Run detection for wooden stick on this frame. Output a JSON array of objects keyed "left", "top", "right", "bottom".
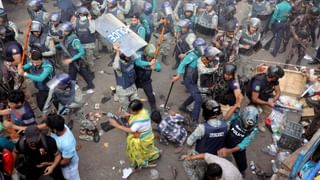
[{"left": 21, "top": 20, "right": 32, "bottom": 65}]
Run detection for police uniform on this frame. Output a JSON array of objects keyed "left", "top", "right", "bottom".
[
  {"left": 239, "top": 26, "right": 261, "bottom": 56},
  {"left": 56, "top": 0, "right": 76, "bottom": 23},
  {"left": 113, "top": 54, "right": 139, "bottom": 111},
  {"left": 103, "top": 3, "right": 125, "bottom": 22},
  {"left": 29, "top": 32, "right": 56, "bottom": 61},
  {"left": 213, "top": 31, "right": 241, "bottom": 62},
  {"left": 61, "top": 33, "right": 95, "bottom": 90},
  {"left": 27, "top": 9, "right": 49, "bottom": 33},
  {"left": 196, "top": 9, "right": 218, "bottom": 36},
  {"left": 197, "top": 57, "right": 217, "bottom": 100},
  {"left": 285, "top": 14, "right": 312, "bottom": 67},
  {"left": 224, "top": 113, "right": 258, "bottom": 173},
  {"left": 184, "top": 118, "right": 228, "bottom": 180},
  {"left": 250, "top": 0, "right": 273, "bottom": 34},
  {"left": 174, "top": 30, "right": 196, "bottom": 68},
  {"left": 247, "top": 73, "right": 278, "bottom": 128},
  {"left": 75, "top": 17, "right": 97, "bottom": 67},
  {"left": 23, "top": 59, "right": 54, "bottom": 110},
  {"left": 129, "top": 22, "right": 146, "bottom": 40},
  {"left": 134, "top": 53, "right": 161, "bottom": 110},
  {"left": 140, "top": 13, "right": 154, "bottom": 42},
  {"left": 177, "top": 50, "right": 202, "bottom": 122}
]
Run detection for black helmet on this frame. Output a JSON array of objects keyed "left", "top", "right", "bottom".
[
  {"left": 224, "top": 6, "right": 236, "bottom": 17},
  {"left": 267, "top": 65, "right": 284, "bottom": 79},
  {"left": 0, "top": 8, "right": 8, "bottom": 23},
  {"left": 202, "top": 99, "right": 221, "bottom": 120},
  {"left": 223, "top": 63, "right": 237, "bottom": 76},
  {"left": 0, "top": 26, "right": 15, "bottom": 40},
  {"left": 225, "top": 20, "right": 237, "bottom": 32},
  {"left": 309, "top": 7, "right": 320, "bottom": 17}
]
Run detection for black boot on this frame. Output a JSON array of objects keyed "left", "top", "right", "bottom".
[
  {"left": 308, "top": 59, "right": 320, "bottom": 65},
  {"left": 279, "top": 43, "right": 287, "bottom": 54}
]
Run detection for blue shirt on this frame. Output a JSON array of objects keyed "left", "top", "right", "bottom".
[
  {"left": 269, "top": 1, "right": 292, "bottom": 25},
  {"left": 51, "top": 125, "right": 79, "bottom": 167},
  {"left": 177, "top": 50, "right": 200, "bottom": 75},
  {"left": 23, "top": 60, "right": 54, "bottom": 82}
]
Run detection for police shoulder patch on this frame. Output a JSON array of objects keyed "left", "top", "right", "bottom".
[
  {"left": 12, "top": 49, "right": 17, "bottom": 54},
  {"left": 254, "top": 85, "right": 260, "bottom": 91}
]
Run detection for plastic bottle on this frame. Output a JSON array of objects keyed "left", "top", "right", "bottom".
[
  {"left": 150, "top": 169, "right": 159, "bottom": 179},
  {"left": 271, "top": 160, "right": 278, "bottom": 173}
]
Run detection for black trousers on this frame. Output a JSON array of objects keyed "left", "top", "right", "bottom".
[
  {"left": 36, "top": 90, "right": 49, "bottom": 111},
  {"left": 232, "top": 150, "right": 247, "bottom": 173},
  {"left": 19, "top": 164, "right": 65, "bottom": 180},
  {"left": 68, "top": 60, "right": 94, "bottom": 89},
  {"left": 138, "top": 82, "right": 156, "bottom": 110}
]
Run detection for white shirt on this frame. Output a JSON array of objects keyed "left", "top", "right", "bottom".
[{"left": 204, "top": 153, "right": 243, "bottom": 180}]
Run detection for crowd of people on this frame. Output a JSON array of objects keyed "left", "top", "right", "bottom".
[{"left": 0, "top": 0, "right": 318, "bottom": 179}]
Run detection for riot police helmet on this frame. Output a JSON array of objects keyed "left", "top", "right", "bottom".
[
  {"left": 266, "top": 65, "right": 285, "bottom": 79},
  {"left": 204, "top": 46, "right": 221, "bottom": 59},
  {"left": 77, "top": 6, "right": 90, "bottom": 16},
  {"left": 177, "top": 19, "right": 192, "bottom": 29},
  {"left": 0, "top": 26, "right": 15, "bottom": 41},
  {"left": 248, "top": 17, "right": 261, "bottom": 30},
  {"left": 144, "top": 44, "right": 156, "bottom": 58},
  {"left": 107, "top": 0, "right": 117, "bottom": 6},
  {"left": 128, "top": 99, "right": 143, "bottom": 112},
  {"left": 162, "top": 1, "right": 173, "bottom": 15},
  {"left": 240, "top": 105, "right": 259, "bottom": 130},
  {"left": 60, "top": 22, "right": 74, "bottom": 33},
  {"left": 204, "top": 0, "right": 216, "bottom": 6},
  {"left": 31, "top": 21, "right": 42, "bottom": 32},
  {"left": 225, "top": 20, "right": 237, "bottom": 32},
  {"left": 223, "top": 63, "right": 237, "bottom": 76},
  {"left": 56, "top": 73, "right": 72, "bottom": 87},
  {"left": 28, "top": 0, "right": 42, "bottom": 9},
  {"left": 0, "top": 8, "right": 8, "bottom": 23},
  {"left": 192, "top": 37, "right": 207, "bottom": 55},
  {"left": 49, "top": 12, "right": 61, "bottom": 23},
  {"left": 224, "top": 6, "right": 236, "bottom": 16},
  {"left": 144, "top": 2, "right": 153, "bottom": 15},
  {"left": 202, "top": 99, "right": 221, "bottom": 119},
  {"left": 184, "top": 3, "right": 194, "bottom": 12}
]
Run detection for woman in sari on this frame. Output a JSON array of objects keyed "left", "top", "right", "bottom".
[{"left": 109, "top": 99, "right": 160, "bottom": 168}]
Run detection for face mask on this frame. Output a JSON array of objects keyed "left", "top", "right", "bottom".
[{"left": 80, "top": 16, "right": 87, "bottom": 22}]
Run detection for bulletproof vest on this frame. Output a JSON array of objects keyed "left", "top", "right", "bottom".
[
  {"left": 129, "top": 23, "right": 143, "bottom": 36},
  {"left": 29, "top": 33, "right": 49, "bottom": 53},
  {"left": 195, "top": 120, "right": 228, "bottom": 154},
  {"left": 156, "top": 15, "right": 173, "bottom": 34},
  {"left": 75, "top": 19, "right": 96, "bottom": 44},
  {"left": 247, "top": 73, "right": 276, "bottom": 101},
  {"left": 239, "top": 28, "right": 260, "bottom": 55},
  {"left": 115, "top": 60, "right": 136, "bottom": 89},
  {"left": 63, "top": 33, "right": 79, "bottom": 57},
  {"left": 10, "top": 102, "right": 36, "bottom": 126},
  {"left": 252, "top": 1, "right": 268, "bottom": 17},
  {"left": 134, "top": 55, "right": 152, "bottom": 87},
  {"left": 48, "top": 24, "right": 61, "bottom": 39},
  {"left": 4, "top": 40, "right": 23, "bottom": 61},
  {"left": 295, "top": 16, "right": 311, "bottom": 39},
  {"left": 177, "top": 32, "right": 191, "bottom": 54},
  {"left": 31, "top": 10, "right": 44, "bottom": 24},
  {"left": 214, "top": 78, "right": 236, "bottom": 106},
  {"left": 197, "top": 11, "right": 216, "bottom": 29},
  {"left": 183, "top": 51, "right": 199, "bottom": 83},
  {"left": 54, "top": 81, "right": 76, "bottom": 106},
  {"left": 30, "top": 60, "right": 53, "bottom": 91},
  {"left": 106, "top": 7, "right": 121, "bottom": 18},
  {"left": 225, "top": 118, "right": 252, "bottom": 148}
]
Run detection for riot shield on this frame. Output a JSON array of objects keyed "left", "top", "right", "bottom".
[{"left": 95, "top": 13, "right": 147, "bottom": 57}]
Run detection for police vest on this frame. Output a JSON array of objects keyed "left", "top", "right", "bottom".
[
  {"left": 177, "top": 32, "right": 192, "bottom": 54},
  {"left": 10, "top": 102, "right": 36, "bottom": 126},
  {"left": 246, "top": 73, "right": 277, "bottom": 101},
  {"left": 215, "top": 78, "right": 237, "bottom": 106},
  {"left": 141, "top": 14, "right": 153, "bottom": 36},
  {"left": 30, "top": 60, "right": 54, "bottom": 91},
  {"left": 29, "top": 33, "right": 49, "bottom": 53},
  {"left": 183, "top": 51, "right": 199, "bottom": 83},
  {"left": 197, "top": 11, "right": 216, "bottom": 29},
  {"left": 252, "top": 1, "right": 269, "bottom": 18},
  {"left": 115, "top": 60, "right": 136, "bottom": 89},
  {"left": 195, "top": 120, "right": 228, "bottom": 155},
  {"left": 75, "top": 19, "right": 96, "bottom": 44},
  {"left": 31, "top": 10, "right": 48, "bottom": 33},
  {"left": 48, "top": 24, "right": 62, "bottom": 39},
  {"left": 225, "top": 118, "right": 252, "bottom": 148},
  {"left": 63, "top": 33, "right": 79, "bottom": 58},
  {"left": 130, "top": 24, "right": 143, "bottom": 36},
  {"left": 134, "top": 55, "right": 152, "bottom": 87}
]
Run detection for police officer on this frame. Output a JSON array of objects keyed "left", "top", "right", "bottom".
[
  {"left": 269, "top": 0, "right": 292, "bottom": 57},
  {"left": 56, "top": 0, "right": 77, "bottom": 22},
  {"left": 129, "top": 13, "right": 146, "bottom": 40},
  {"left": 0, "top": 8, "right": 19, "bottom": 40},
  {"left": 153, "top": 1, "right": 175, "bottom": 65},
  {"left": 48, "top": 12, "right": 62, "bottom": 44},
  {"left": 218, "top": 105, "right": 260, "bottom": 174},
  {"left": 196, "top": 0, "right": 218, "bottom": 36},
  {"left": 102, "top": 0, "right": 125, "bottom": 22},
  {"left": 213, "top": 20, "right": 240, "bottom": 63},
  {"left": 59, "top": 21, "right": 95, "bottom": 94},
  {"left": 173, "top": 18, "right": 196, "bottom": 70},
  {"left": 140, "top": 2, "right": 154, "bottom": 42},
  {"left": 239, "top": 17, "right": 261, "bottom": 56},
  {"left": 43, "top": 73, "right": 97, "bottom": 141},
  {"left": 197, "top": 46, "right": 221, "bottom": 100},
  {"left": 215, "top": 64, "right": 243, "bottom": 107},
  {"left": 112, "top": 44, "right": 139, "bottom": 111},
  {"left": 134, "top": 44, "right": 161, "bottom": 110},
  {"left": 27, "top": 0, "right": 49, "bottom": 33},
  {"left": 29, "top": 21, "right": 56, "bottom": 63},
  {"left": 285, "top": 9, "right": 313, "bottom": 69},
  {"left": 246, "top": 65, "right": 284, "bottom": 132},
  {"left": 74, "top": 7, "right": 98, "bottom": 68},
  {"left": 218, "top": 5, "right": 238, "bottom": 31},
  {"left": 249, "top": 0, "right": 273, "bottom": 35},
  {"left": 174, "top": 1, "right": 197, "bottom": 26},
  {"left": 18, "top": 48, "right": 54, "bottom": 111},
  {"left": 183, "top": 99, "right": 230, "bottom": 180},
  {"left": 172, "top": 38, "right": 206, "bottom": 124},
  {"left": 1, "top": 26, "right": 23, "bottom": 90}
]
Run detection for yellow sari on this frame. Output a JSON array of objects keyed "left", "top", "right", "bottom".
[{"left": 126, "top": 109, "right": 159, "bottom": 168}]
